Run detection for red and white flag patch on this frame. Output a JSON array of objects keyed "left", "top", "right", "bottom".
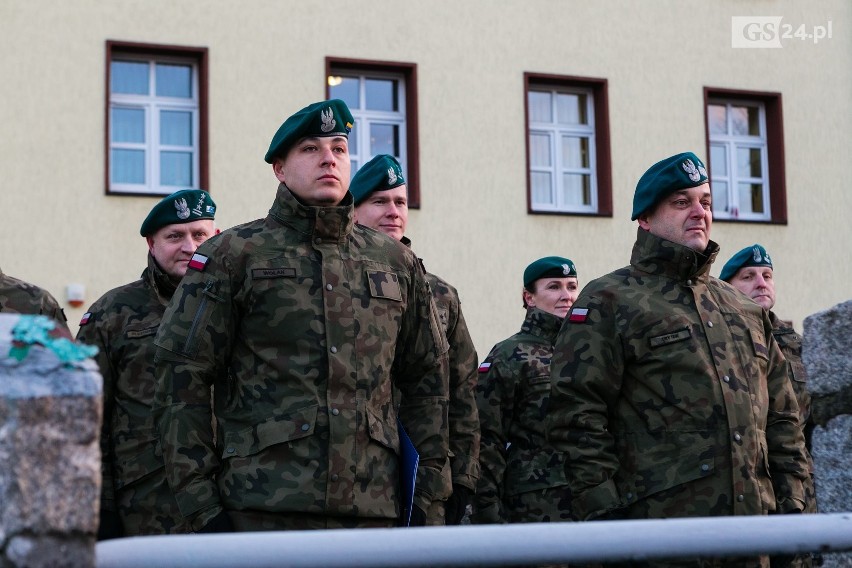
[
  {"left": 79, "top": 312, "right": 92, "bottom": 326},
  {"left": 478, "top": 361, "right": 492, "bottom": 373},
  {"left": 188, "top": 253, "right": 209, "bottom": 271},
  {"left": 568, "top": 307, "right": 589, "bottom": 323}
]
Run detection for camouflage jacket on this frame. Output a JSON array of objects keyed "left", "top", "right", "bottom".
[
  {"left": 152, "top": 184, "right": 449, "bottom": 529},
  {"left": 76, "top": 254, "right": 177, "bottom": 513},
  {"left": 0, "top": 267, "right": 69, "bottom": 333},
  {"left": 547, "top": 229, "right": 808, "bottom": 522},
  {"left": 410, "top": 242, "right": 479, "bottom": 494},
  {"left": 473, "top": 307, "right": 568, "bottom": 523},
  {"left": 769, "top": 311, "right": 811, "bottom": 427}
]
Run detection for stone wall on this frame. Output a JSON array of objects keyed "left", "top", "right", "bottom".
[
  {"left": 804, "top": 299, "right": 852, "bottom": 567},
  {"left": 0, "top": 314, "right": 101, "bottom": 568}
]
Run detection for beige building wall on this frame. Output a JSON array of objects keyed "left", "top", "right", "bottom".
[{"left": 1, "top": 0, "right": 849, "bottom": 358}]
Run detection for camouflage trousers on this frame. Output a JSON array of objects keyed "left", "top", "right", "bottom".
[
  {"left": 228, "top": 509, "right": 397, "bottom": 531},
  {"left": 505, "top": 486, "right": 575, "bottom": 523},
  {"left": 117, "top": 469, "right": 189, "bottom": 535},
  {"left": 425, "top": 499, "right": 448, "bottom": 526}
]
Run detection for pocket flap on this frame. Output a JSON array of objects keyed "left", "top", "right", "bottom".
[{"left": 222, "top": 405, "right": 318, "bottom": 458}]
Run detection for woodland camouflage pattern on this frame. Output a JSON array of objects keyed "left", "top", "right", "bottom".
[
  {"left": 0, "top": 267, "right": 68, "bottom": 332},
  {"left": 421, "top": 266, "right": 481, "bottom": 524},
  {"left": 547, "top": 229, "right": 808, "bottom": 567},
  {"left": 473, "top": 307, "right": 573, "bottom": 524},
  {"left": 152, "top": 184, "right": 449, "bottom": 531},
  {"left": 769, "top": 310, "right": 818, "bottom": 563},
  {"left": 76, "top": 254, "right": 188, "bottom": 535}
]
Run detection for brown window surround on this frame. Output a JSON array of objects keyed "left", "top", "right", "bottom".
[
  {"left": 325, "top": 57, "right": 420, "bottom": 208},
  {"left": 524, "top": 72, "right": 612, "bottom": 217},
  {"left": 105, "top": 40, "right": 209, "bottom": 197},
  {"left": 704, "top": 87, "right": 786, "bottom": 225}
]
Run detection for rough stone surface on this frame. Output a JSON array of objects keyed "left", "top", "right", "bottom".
[
  {"left": 803, "top": 300, "right": 852, "bottom": 568},
  {"left": 0, "top": 314, "right": 102, "bottom": 568}
]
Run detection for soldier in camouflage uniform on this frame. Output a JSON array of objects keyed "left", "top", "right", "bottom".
[
  {"left": 472, "top": 256, "right": 579, "bottom": 525},
  {"left": 76, "top": 189, "right": 219, "bottom": 538},
  {"left": 0, "top": 267, "right": 69, "bottom": 334},
  {"left": 152, "top": 100, "right": 449, "bottom": 533},
  {"left": 546, "top": 152, "right": 808, "bottom": 568},
  {"left": 350, "top": 154, "right": 480, "bottom": 526},
  {"left": 721, "top": 244, "right": 818, "bottom": 568}
]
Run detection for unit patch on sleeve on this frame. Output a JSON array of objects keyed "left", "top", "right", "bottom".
[
  {"left": 568, "top": 307, "right": 589, "bottom": 323},
  {"left": 188, "top": 253, "right": 209, "bottom": 271}
]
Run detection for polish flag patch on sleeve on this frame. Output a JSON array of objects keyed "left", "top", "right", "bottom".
[
  {"left": 79, "top": 312, "right": 92, "bottom": 326},
  {"left": 568, "top": 307, "right": 590, "bottom": 323},
  {"left": 478, "top": 360, "right": 492, "bottom": 373},
  {"left": 188, "top": 253, "right": 209, "bottom": 271}
]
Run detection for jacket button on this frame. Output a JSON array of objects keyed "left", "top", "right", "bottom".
[
  {"left": 331, "top": 474, "right": 339, "bottom": 482},
  {"left": 701, "top": 464, "right": 710, "bottom": 472},
  {"left": 330, "top": 346, "right": 338, "bottom": 354},
  {"left": 227, "top": 447, "right": 235, "bottom": 454},
  {"left": 707, "top": 321, "right": 714, "bottom": 328},
  {"left": 301, "top": 423, "right": 310, "bottom": 431},
  {"left": 723, "top": 375, "right": 730, "bottom": 383},
  {"left": 734, "top": 433, "right": 742, "bottom": 442},
  {"left": 737, "top": 494, "right": 745, "bottom": 502},
  {"left": 331, "top": 408, "right": 340, "bottom": 416},
  {"left": 326, "top": 284, "right": 333, "bottom": 291},
  {"left": 315, "top": 238, "right": 322, "bottom": 244}
]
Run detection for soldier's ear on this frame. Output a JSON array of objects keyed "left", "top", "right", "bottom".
[
  {"left": 145, "top": 236, "right": 155, "bottom": 253},
  {"left": 272, "top": 159, "right": 287, "bottom": 183}
]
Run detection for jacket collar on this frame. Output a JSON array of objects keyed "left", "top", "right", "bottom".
[
  {"left": 144, "top": 253, "right": 178, "bottom": 302},
  {"left": 521, "top": 307, "right": 564, "bottom": 341},
  {"left": 269, "top": 183, "right": 354, "bottom": 242},
  {"left": 630, "top": 227, "right": 720, "bottom": 282}
]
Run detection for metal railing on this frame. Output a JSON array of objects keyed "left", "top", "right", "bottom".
[{"left": 97, "top": 512, "right": 852, "bottom": 567}]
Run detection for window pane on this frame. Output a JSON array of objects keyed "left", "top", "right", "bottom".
[
  {"left": 112, "top": 149, "right": 145, "bottom": 184},
  {"left": 737, "top": 147, "right": 762, "bottom": 178},
  {"left": 561, "top": 173, "right": 591, "bottom": 206},
  {"left": 562, "top": 136, "right": 589, "bottom": 168},
  {"left": 369, "top": 123, "right": 399, "bottom": 156},
  {"left": 742, "top": 183, "right": 765, "bottom": 214},
  {"left": 156, "top": 63, "right": 193, "bottom": 98},
  {"left": 711, "top": 180, "right": 729, "bottom": 215},
  {"left": 708, "top": 104, "right": 727, "bottom": 135},
  {"left": 528, "top": 91, "right": 552, "bottom": 123},
  {"left": 111, "top": 107, "right": 145, "bottom": 143},
  {"left": 531, "top": 172, "right": 553, "bottom": 205},
  {"left": 160, "top": 151, "right": 192, "bottom": 186},
  {"left": 161, "top": 110, "right": 192, "bottom": 146},
  {"left": 365, "top": 78, "right": 398, "bottom": 112},
  {"left": 710, "top": 144, "right": 727, "bottom": 176},
  {"left": 556, "top": 92, "right": 587, "bottom": 125},
  {"left": 329, "top": 76, "right": 360, "bottom": 109},
  {"left": 731, "top": 105, "right": 761, "bottom": 136},
  {"left": 350, "top": 159, "right": 359, "bottom": 176},
  {"left": 348, "top": 131, "right": 358, "bottom": 154},
  {"left": 111, "top": 60, "right": 149, "bottom": 95},
  {"left": 530, "top": 133, "right": 551, "bottom": 167}
]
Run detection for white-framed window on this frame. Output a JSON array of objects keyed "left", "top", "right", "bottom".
[
  {"left": 328, "top": 71, "right": 407, "bottom": 177},
  {"left": 528, "top": 87, "right": 597, "bottom": 213},
  {"left": 108, "top": 54, "right": 200, "bottom": 195},
  {"left": 707, "top": 99, "right": 770, "bottom": 221}
]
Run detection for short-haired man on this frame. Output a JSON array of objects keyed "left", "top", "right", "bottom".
[
  {"left": 547, "top": 152, "right": 808, "bottom": 566},
  {"left": 721, "top": 244, "right": 819, "bottom": 566},
  {"left": 152, "top": 101, "right": 449, "bottom": 533},
  {"left": 0, "top": 269, "right": 69, "bottom": 334},
  {"left": 76, "top": 189, "right": 219, "bottom": 538},
  {"left": 351, "top": 154, "right": 480, "bottom": 526}
]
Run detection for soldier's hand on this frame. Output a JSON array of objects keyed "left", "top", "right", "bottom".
[
  {"left": 409, "top": 505, "right": 427, "bottom": 527},
  {"left": 197, "top": 510, "right": 234, "bottom": 533},
  {"left": 97, "top": 508, "right": 124, "bottom": 541},
  {"left": 444, "top": 485, "right": 471, "bottom": 525}
]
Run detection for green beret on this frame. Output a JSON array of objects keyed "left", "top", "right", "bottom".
[
  {"left": 720, "top": 244, "right": 773, "bottom": 282},
  {"left": 350, "top": 154, "right": 406, "bottom": 205},
  {"left": 264, "top": 99, "right": 354, "bottom": 164},
  {"left": 523, "top": 256, "right": 577, "bottom": 288},
  {"left": 139, "top": 189, "right": 217, "bottom": 237},
  {"left": 631, "top": 151, "right": 709, "bottom": 220}
]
